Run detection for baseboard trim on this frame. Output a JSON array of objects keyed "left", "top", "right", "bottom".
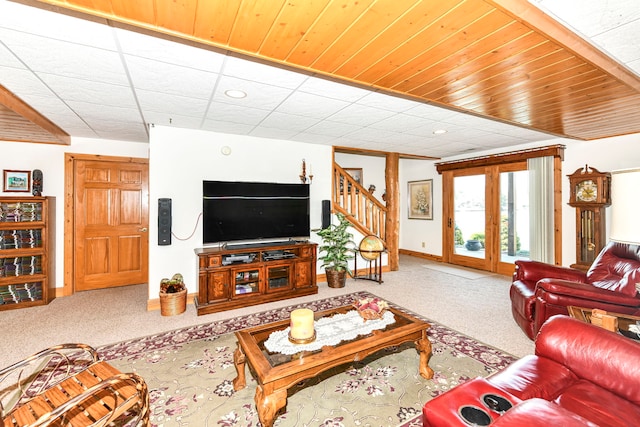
[{"left": 399, "top": 249, "right": 442, "bottom": 262}]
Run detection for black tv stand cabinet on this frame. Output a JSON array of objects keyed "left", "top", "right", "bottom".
[{"left": 194, "top": 241, "right": 317, "bottom": 315}]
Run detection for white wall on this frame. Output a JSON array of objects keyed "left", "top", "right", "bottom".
[
  {"left": 400, "top": 159, "right": 442, "bottom": 254},
  {"left": 0, "top": 138, "right": 148, "bottom": 288},
  {"left": 148, "top": 126, "right": 332, "bottom": 295}
]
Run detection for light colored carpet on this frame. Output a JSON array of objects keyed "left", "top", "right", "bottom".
[
  {"left": 421, "top": 263, "right": 496, "bottom": 280},
  {"left": 0, "top": 255, "right": 534, "bottom": 367},
  {"left": 103, "top": 291, "right": 518, "bottom": 427}
]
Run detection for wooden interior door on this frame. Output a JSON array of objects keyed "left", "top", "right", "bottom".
[{"left": 74, "top": 158, "right": 149, "bottom": 291}]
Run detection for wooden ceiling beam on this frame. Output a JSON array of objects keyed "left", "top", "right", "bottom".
[{"left": 0, "top": 85, "right": 70, "bottom": 145}]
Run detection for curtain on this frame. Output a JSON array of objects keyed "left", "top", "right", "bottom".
[{"left": 528, "top": 156, "right": 554, "bottom": 263}]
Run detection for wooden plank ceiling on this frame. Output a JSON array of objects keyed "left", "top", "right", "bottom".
[{"left": 15, "top": 0, "right": 640, "bottom": 142}]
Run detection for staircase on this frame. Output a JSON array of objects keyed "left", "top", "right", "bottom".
[{"left": 332, "top": 163, "right": 387, "bottom": 245}]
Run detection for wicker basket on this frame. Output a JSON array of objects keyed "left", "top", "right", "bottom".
[{"left": 159, "top": 288, "right": 187, "bottom": 316}]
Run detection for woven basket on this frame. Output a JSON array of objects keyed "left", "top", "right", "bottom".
[{"left": 159, "top": 288, "right": 187, "bottom": 316}]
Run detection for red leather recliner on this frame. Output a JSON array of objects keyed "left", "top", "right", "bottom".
[
  {"left": 423, "top": 315, "right": 640, "bottom": 427},
  {"left": 510, "top": 241, "right": 640, "bottom": 339}
]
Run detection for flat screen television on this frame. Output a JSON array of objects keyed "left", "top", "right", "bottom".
[{"left": 203, "top": 180, "right": 310, "bottom": 246}]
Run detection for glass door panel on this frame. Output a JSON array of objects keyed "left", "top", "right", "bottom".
[
  {"left": 267, "top": 265, "right": 291, "bottom": 291},
  {"left": 233, "top": 268, "right": 260, "bottom": 295},
  {"left": 499, "top": 170, "right": 530, "bottom": 264},
  {"left": 453, "top": 174, "right": 487, "bottom": 262}
]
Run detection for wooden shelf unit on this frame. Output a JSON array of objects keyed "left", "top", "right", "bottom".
[
  {"left": 0, "top": 196, "right": 55, "bottom": 310},
  {"left": 194, "top": 241, "right": 317, "bottom": 315}
]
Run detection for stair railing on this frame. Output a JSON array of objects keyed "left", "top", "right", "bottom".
[{"left": 332, "top": 163, "right": 387, "bottom": 244}]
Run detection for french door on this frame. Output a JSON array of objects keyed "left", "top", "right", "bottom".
[{"left": 443, "top": 162, "right": 529, "bottom": 274}]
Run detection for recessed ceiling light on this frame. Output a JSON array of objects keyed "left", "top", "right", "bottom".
[
  {"left": 433, "top": 129, "right": 448, "bottom": 135},
  {"left": 225, "top": 89, "right": 247, "bottom": 99}
]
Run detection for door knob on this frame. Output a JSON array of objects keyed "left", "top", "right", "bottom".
[{"left": 139, "top": 227, "right": 148, "bottom": 232}]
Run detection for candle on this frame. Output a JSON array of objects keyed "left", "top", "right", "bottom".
[{"left": 290, "top": 308, "right": 314, "bottom": 340}]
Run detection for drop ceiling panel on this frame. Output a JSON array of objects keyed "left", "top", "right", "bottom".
[{"left": 124, "top": 55, "right": 218, "bottom": 99}]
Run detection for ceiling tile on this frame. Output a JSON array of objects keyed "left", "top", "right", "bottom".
[
  {"left": 115, "top": 28, "right": 225, "bottom": 72},
  {"left": 125, "top": 55, "right": 218, "bottom": 99},
  {"left": 66, "top": 100, "right": 142, "bottom": 124},
  {"left": 206, "top": 101, "right": 271, "bottom": 125},
  {"left": 39, "top": 73, "right": 137, "bottom": 108},
  {"left": 221, "top": 55, "right": 309, "bottom": 89},
  {"left": 0, "top": 1, "right": 115, "bottom": 49},
  {"left": 249, "top": 126, "right": 299, "bottom": 140},
  {"left": 1, "top": 30, "right": 127, "bottom": 85},
  {"left": 356, "top": 91, "right": 419, "bottom": 113},
  {"left": 298, "top": 76, "right": 370, "bottom": 102},
  {"left": 327, "top": 103, "right": 396, "bottom": 126},
  {"left": 136, "top": 89, "right": 208, "bottom": 116},
  {"left": 260, "top": 111, "right": 319, "bottom": 132},
  {"left": 213, "top": 75, "right": 295, "bottom": 110},
  {"left": 0, "top": 66, "right": 55, "bottom": 97},
  {"left": 304, "top": 120, "right": 362, "bottom": 138},
  {"left": 0, "top": 42, "right": 26, "bottom": 69},
  {"left": 275, "top": 91, "right": 350, "bottom": 120},
  {"left": 592, "top": 20, "right": 640, "bottom": 63}
]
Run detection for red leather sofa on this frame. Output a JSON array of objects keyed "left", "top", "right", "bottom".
[
  {"left": 423, "top": 315, "right": 640, "bottom": 427},
  {"left": 511, "top": 242, "right": 640, "bottom": 339}
]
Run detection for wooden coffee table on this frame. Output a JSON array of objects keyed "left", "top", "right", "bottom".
[{"left": 232, "top": 305, "right": 432, "bottom": 427}]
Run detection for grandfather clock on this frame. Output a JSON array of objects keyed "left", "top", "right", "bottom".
[{"left": 567, "top": 165, "right": 611, "bottom": 270}]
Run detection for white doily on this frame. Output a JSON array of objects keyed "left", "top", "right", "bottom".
[{"left": 264, "top": 310, "right": 395, "bottom": 355}]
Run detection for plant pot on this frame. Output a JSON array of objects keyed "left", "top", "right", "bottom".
[
  {"left": 159, "top": 288, "right": 187, "bottom": 316},
  {"left": 326, "top": 268, "right": 347, "bottom": 288},
  {"left": 465, "top": 240, "right": 483, "bottom": 251}
]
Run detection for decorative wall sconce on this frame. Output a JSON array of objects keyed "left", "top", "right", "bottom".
[{"left": 300, "top": 159, "right": 313, "bottom": 184}]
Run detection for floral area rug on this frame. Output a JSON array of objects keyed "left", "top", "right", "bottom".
[{"left": 99, "top": 292, "right": 517, "bottom": 427}]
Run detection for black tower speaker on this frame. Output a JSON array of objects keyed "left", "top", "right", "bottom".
[
  {"left": 321, "top": 200, "right": 331, "bottom": 229},
  {"left": 158, "top": 198, "right": 172, "bottom": 246}
]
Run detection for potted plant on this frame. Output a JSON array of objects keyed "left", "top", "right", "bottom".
[
  {"left": 159, "top": 273, "right": 187, "bottom": 316},
  {"left": 314, "top": 212, "right": 356, "bottom": 288}
]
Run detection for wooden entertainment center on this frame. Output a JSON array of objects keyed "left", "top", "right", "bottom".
[{"left": 194, "top": 241, "right": 317, "bottom": 315}]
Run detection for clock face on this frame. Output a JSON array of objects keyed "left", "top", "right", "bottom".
[{"left": 576, "top": 180, "right": 597, "bottom": 202}]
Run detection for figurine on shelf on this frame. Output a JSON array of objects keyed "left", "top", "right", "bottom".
[
  {"left": 32, "top": 169, "right": 43, "bottom": 196},
  {"left": 300, "top": 159, "right": 313, "bottom": 184}
]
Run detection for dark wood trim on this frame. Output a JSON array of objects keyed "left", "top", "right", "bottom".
[
  {"left": 335, "top": 146, "right": 439, "bottom": 161},
  {"left": 435, "top": 145, "right": 565, "bottom": 173}
]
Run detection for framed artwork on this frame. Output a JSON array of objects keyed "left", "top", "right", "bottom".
[
  {"left": 408, "top": 179, "right": 433, "bottom": 220},
  {"left": 344, "top": 168, "right": 363, "bottom": 185},
  {"left": 3, "top": 170, "right": 31, "bottom": 193}
]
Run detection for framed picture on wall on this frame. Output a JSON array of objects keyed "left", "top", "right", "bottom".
[
  {"left": 3, "top": 170, "right": 31, "bottom": 193},
  {"left": 408, "top": 179, "right": 433, "bottom": 220},
  {"left": 344, "top": 168, "right": 363, "bottom": 185}
]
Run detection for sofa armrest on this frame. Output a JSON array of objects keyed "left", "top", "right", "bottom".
[
  {"left": 513, "top": 260, "right": 586, "bottom": 284},
  {"left": 535, "top": 316, "right": 640, "bottom": 406},
  {"left": 537, "top": 278, "right": 640, "bottom": 308}
]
